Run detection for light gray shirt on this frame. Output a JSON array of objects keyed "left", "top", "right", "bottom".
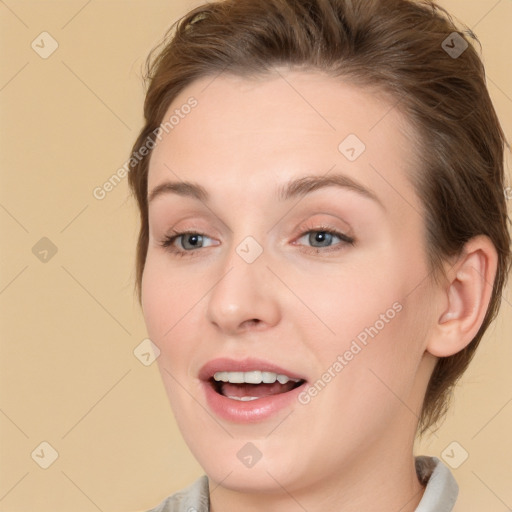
[{"left": 147, "top": 455, "right": 458, "bottom": 512}]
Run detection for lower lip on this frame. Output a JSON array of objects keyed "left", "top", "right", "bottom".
[{"left": 202, "top": 380, "right": 307, "bottom": 423}]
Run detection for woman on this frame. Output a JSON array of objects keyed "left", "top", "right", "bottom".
[{"left": 127, "top": 0, "right": 511, "bottom": 510}]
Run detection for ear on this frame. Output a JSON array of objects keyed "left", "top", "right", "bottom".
[{"left": 427, "top": 235, "right": 498, "bottom": 358}]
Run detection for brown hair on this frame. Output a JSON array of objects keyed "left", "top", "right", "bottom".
[{"left": 127, "top": 0, "right": 511, "bottom": 435}]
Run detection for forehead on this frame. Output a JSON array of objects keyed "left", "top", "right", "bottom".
[{"left": 147, "top": 70, "right": 421, "bottom": 215}]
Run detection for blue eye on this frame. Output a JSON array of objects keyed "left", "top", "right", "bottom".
[
  {"left": 304, "top": 231, "right": 337, "bottom": 247},
  {"left": 180, "top": 233, "right": 204, "bottom": 250},
  {"left": 160, "top": 231, "right": 217, "bottom": 256},
  {"left": 296, "top": 229, "right": 354, "bottom": 250},
  {"left": 159, "top": 227, "right": 355, "bottom": 258}
]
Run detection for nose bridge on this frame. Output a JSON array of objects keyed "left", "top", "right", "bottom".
[{"left": 206, "top": 234, "right": 281, "bottom": 333}]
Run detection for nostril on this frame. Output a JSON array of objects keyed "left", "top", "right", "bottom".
[{"left": 243, "top": 318, "right": 261, "bottom": 328}]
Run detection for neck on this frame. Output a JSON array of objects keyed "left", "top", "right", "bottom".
[
  {"left": 209, "top": 424, "right": 426, "bottom": 512},
  {"left": 208, "top": 355, "right": 436, "bottom": 512}
]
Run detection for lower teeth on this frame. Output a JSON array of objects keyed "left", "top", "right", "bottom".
[{"left": 226, "top": 396, "right": 260, "bottom": 401}]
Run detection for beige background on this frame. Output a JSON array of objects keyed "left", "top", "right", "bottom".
[{"left": 0, "top": 1, "right": 510, "bottom": 511}]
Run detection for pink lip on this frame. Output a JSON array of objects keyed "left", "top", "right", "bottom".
[{"left": 198, "top": 358, "right": 307, "bottom": 423}]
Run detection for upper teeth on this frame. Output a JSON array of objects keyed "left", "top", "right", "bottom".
[{"left": 213, "top": 371, "right": 300, "bottom": 384}]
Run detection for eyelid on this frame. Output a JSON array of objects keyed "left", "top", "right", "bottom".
[
  {"left": 294, "top": 228, "right": 353, "bottom": 244},
  {"left": 157, "top": 213, "right": 356, "bottom": 257},
  {"left": 292, "top": 224, "right": 355, "bottom": 253},
  {"left": 160, "top": 229, "right": 218, "bottom": 250},
  {"left": 292, "top": 214, "right": 354, "bottom": 241},
  {"left": 159, "top": 227, "right": 355, "bottom": 260}
]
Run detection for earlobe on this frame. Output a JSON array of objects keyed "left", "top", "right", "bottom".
[{"left": 427, "top": 235, "right": 498, "bottom": 358}]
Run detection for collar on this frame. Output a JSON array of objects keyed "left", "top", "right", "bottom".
[
  {"left": 414, "top": 455, "right": 459, "bottom": 511},
  {"left": 149, "top": 455, "right": 458, "bottom": 511}
]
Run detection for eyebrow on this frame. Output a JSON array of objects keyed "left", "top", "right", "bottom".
[{"left": 148, "top": 173, "right": 384, "bottom": 210}]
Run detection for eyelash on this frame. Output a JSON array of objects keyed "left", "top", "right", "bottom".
[
  {"left": 159, "top": 225, "right": 355, "bottom": 258},
  {"left": 159, "top": 229, "right": 216, "bottom": 259},
  {"left": 294, "top": 225, "right": 355, "bottom": 255}
]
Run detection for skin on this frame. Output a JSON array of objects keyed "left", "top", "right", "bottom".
[{"left": 141, "top": 70, "right": 496, "bottom": 512}]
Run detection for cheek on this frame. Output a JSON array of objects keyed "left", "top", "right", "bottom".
[
  {"left": 141, "top": 254, "right": 209, "bottom": 388},
  {"left": 141, "top": 252, "right": 200, "bottom": 338},
  {"left": 141, "top": 260, "right": 167, "bottom": 341},
  {"left": 292, "top": 260, "right": 403, "bottom": 348},
  {"left": 141, "top": 254, "right": 188, "bottom": 352},
  {"left": 296, "top": 251, "right": 429, "bottom": 388}
]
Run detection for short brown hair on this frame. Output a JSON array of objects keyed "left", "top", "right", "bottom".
[{"left": 128, "top": 0, "right": 511, "bottom": 435}]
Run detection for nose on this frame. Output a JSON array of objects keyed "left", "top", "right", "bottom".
[{"left": 206, "top": 245, "right": 281, "bottom": 335}]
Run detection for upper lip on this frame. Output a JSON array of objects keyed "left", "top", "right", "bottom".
[{"left": 198, "top": 358, "right": 307, "bottom": 382}]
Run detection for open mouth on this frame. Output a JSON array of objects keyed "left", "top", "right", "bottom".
[{"left": 209, "top": 371, "right": 306, "bottom": 401}]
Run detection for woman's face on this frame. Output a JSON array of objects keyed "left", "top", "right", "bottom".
[{"left": 142, "top": 70, "right": 439, "bottom": 494}]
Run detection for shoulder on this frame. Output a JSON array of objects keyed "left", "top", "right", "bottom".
[
  {"left": 146, "top": 458, "right": 458, "bottom": 512},
  {"left": 145, "top": 475, "right": 210, "bottom": 512},
  {"left": 414, "top": 455, "right": 459, "bottom": 512}
]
